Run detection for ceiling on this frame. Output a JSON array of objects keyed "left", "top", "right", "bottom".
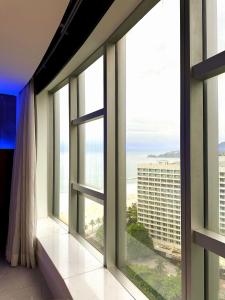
[{"left": 0, "top": 0, "right": 69, "bottom": 95}]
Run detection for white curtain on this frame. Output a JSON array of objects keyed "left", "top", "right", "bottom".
[{"left": 6, "top": 80, "right": 36, "bottom": 268}]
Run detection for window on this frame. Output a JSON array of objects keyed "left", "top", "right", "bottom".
[
  {"left": 206, "top": 0, "right": 225, "bottom": 58},
  {"left": 48, "top": 0, "right": 225, "bottom": 299},
  {"left": 78, "top": 195, "right": 104, "bottom": 253},
  {"left": 206, "top": 251, "right": 225, "bottom": 299},
  {"left": 79, "top": 118, "right": 104, "bottom": 192},
  {"left": 70, "top": 55, "right": 105, "bottom": 254},
  {"left": 190, "top": 0, "right": 225, "bottom": 299},
  {"left": 53, "top": 84, "right": 69, "bottom": 224},
  {"left": 117, "top": 1, "right": 181, "bottom": 299},
  {"left": 78, "top": 57, "right": 104, "bottom": 116}
]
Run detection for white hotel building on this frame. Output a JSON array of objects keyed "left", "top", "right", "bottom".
[{"left": 137, "top": 161, "right": 225, "bottom": 253}]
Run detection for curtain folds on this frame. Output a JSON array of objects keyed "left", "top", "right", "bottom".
[{"left": 6, "top": 80, "right": 36, "bottom": 268}]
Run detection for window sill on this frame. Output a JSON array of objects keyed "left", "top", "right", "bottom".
[{"left": 36, "top": 218, "right": 133, "bottom": 300}]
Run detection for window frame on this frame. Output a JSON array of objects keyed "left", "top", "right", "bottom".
[
  {"left": 191, "top": 0, "right": 225, "bottom": 299},
  {"left": 48, "top": 0, "right": 225, "bottom": 299},
  {"left": 52, "top": 84, "right": 70, "bottom": 225},
  {"left": 70, "top": 49, "right": 106, "bottom": 258}
]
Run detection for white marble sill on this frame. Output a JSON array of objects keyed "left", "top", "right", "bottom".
[{"left": 37, "top": 218, "right": 134, "bottom": 300}]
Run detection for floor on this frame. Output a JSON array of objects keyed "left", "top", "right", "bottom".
[{"left": 0, "top": 259, "right": 53, "bottom": 300}]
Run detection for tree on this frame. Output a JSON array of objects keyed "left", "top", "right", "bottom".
[
  {"left": 96, "top": 224, "right": 104, "bottom": 244},
  {"left": 125, "top": 263, "right": 181, "bottom": 300},
  {"left": 127, "top": 223, "right": 154, "bottom": 260},
  {"left": 127, "top": 203, "right": 138, "bottom": 225},
  {"left": 155, "top": 257, "right": 166, "bottom": 274},
  {"left": 89, "top": 219, "right": 95, "bottom": 233},
  {"left": 96, "top": 217, "right": 102, "bottom": 228},
  {"left": 127, "top": 223, "right": 154, "bottom": 248}
]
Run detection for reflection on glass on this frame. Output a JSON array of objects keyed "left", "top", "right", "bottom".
[
  {"left": 54, "top": 85, "right": 69, "bottom": 224},
  {"left": 79, "top": 118, "right": 104, "bottom": 192},
  {"left": 79, "top": 56, "right": 103, "bottom": 116},
  {"left": 206, "top": 0, "right": 225, "bottom": 58},
  {"left": 207, "top": 251, "right": 225, "bottom": 300},
  {"left": 220, "top": 256, "right": 225, "bottom": 299},
  {"left": 218, "top": 74, "right": 225, "bottom": 236},
  {"left": 118, "top": 1, "right": 181, "bottom": 299},
  {"left": 79, "top": 195, "right": 104, "bottom": 253},
  {"left": 206, "top": 74, "right": 225, "bottom": 235}
]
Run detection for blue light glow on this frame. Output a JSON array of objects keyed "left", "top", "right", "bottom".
[
  {"left": 0, "top": 139, "right": 15, "bottom": 149},
  {"left": 0, "top": 79, "right": 22, "bottom": 96},
  {"left": 0, "top": 94, "right": 16, "bottom": 149}
]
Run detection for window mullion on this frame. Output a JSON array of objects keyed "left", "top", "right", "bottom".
[
  {"left": 69, "top": 77, "right": 78, "bottom": 235},
  {"left": 104, "top": 43, "right": 116, "bottom": 268},
  {"left": 188, "top": 0, "right": 205, "bottom": 299}
]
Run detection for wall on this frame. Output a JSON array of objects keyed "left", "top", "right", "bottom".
[
  {"left": 0, "top": 94, "right": 16, "bottom": 149},
  {"left": 0, "top": 93, "right": 16, "bottom": 255},
  {"left": 0, "top": 150, "right": 14, "bottom": 255}
]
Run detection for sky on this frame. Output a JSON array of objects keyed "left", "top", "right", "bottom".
[
  {"left": 55, "top": 84, "right": 69, "bottom": 152},
  {"left": 80, "top": 0, "right": 180, "bottom": 154},
  {"left": 125, "top": 0, "right": 180, "bottom": 153}
]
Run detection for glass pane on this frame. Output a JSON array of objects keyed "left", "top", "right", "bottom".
[
  {"left": 207, "top": 251, "right": 225, "bottom": 300},
  {"left": 117, "top": 1, "right": 181, "bottom": 299},
  {"left": 207, "top": 74, "right": 225, "bottom": 234},
  {"left": 206, "top": 0, "right": 225, "bottom": 58},
  {"left": 54, "top": 85, "right": 69, "bottom": 224},
  {"left": 79, "top": 118, "right": 104, "bottom": 192},
  {"left": 78, "top": 56, "right": 104, "bottom": 116},
  {"left": 78, "top": 194, "right": 104, "bottom": 253}
]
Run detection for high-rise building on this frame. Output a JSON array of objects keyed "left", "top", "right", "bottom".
[
  {"left": 137, "top": 160, "right": 225, "bottom": 256},
  {"left": 219, "top": 163, "right": 225, "bottom": 235},
  {"left": 137, "top": 161, "right": 181, "bottom": 256}
]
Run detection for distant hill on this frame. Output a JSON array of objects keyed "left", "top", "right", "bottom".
[
  {"left": 147, "top": 142, "right": 225, "bottom": 158},
  {"left": 148, "top": 150, "right": 180, "bottom": 158}
]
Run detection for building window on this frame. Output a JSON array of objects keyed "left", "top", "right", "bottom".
[
  {"left": 48, "top": 0, "right": 225, "bottom": 299},
  {"left": 70, "top": 56, "right": 105, "bottom": 253},
  {"left": 53, "top": 84, "right": 69, "bottom": 224}
]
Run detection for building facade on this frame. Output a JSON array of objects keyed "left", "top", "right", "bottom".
[{"left": 137, "top": 160, "right": 225, "bottom": 255}]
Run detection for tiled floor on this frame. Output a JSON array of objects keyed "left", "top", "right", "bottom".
[{"left": 0, "top": 259, "right": 53, "bottom": 300}]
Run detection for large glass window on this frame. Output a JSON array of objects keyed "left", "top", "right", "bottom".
[
  {"left": 206, "top": 0, "right": 225, "bottom": 58},
  {"left": 117, "top": 1, "right": 181, "bottom": 299},
  {"left": 206, "top": 74, "right": 225, "bottom": 236},
  {"left": 49, "top": 1, "right": 225, "bottom": 299},
  {"left": 53, "top": 85, "right": 69, "bottom": 224},
  {"left": 78, "top": 57, "right": 104, "bottom": 116},
  {"left": 207, "top": 251, "right": 225, "bottom": 300},
  {"left": 79, "top": 118, "right": 104, "bottom": 192},
  {"left": 205, "top": 0, "right": 225, "bottom": 237},
  {"left": 78, "top": 195, "right": 104, "bottom": 253},
  {"left": 71, "top": 56, "right": 105, "bottom": 254}
]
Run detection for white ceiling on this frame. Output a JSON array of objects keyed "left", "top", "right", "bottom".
[{"left": 0, "top": 0, "right": 69, "bottom": 95}]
